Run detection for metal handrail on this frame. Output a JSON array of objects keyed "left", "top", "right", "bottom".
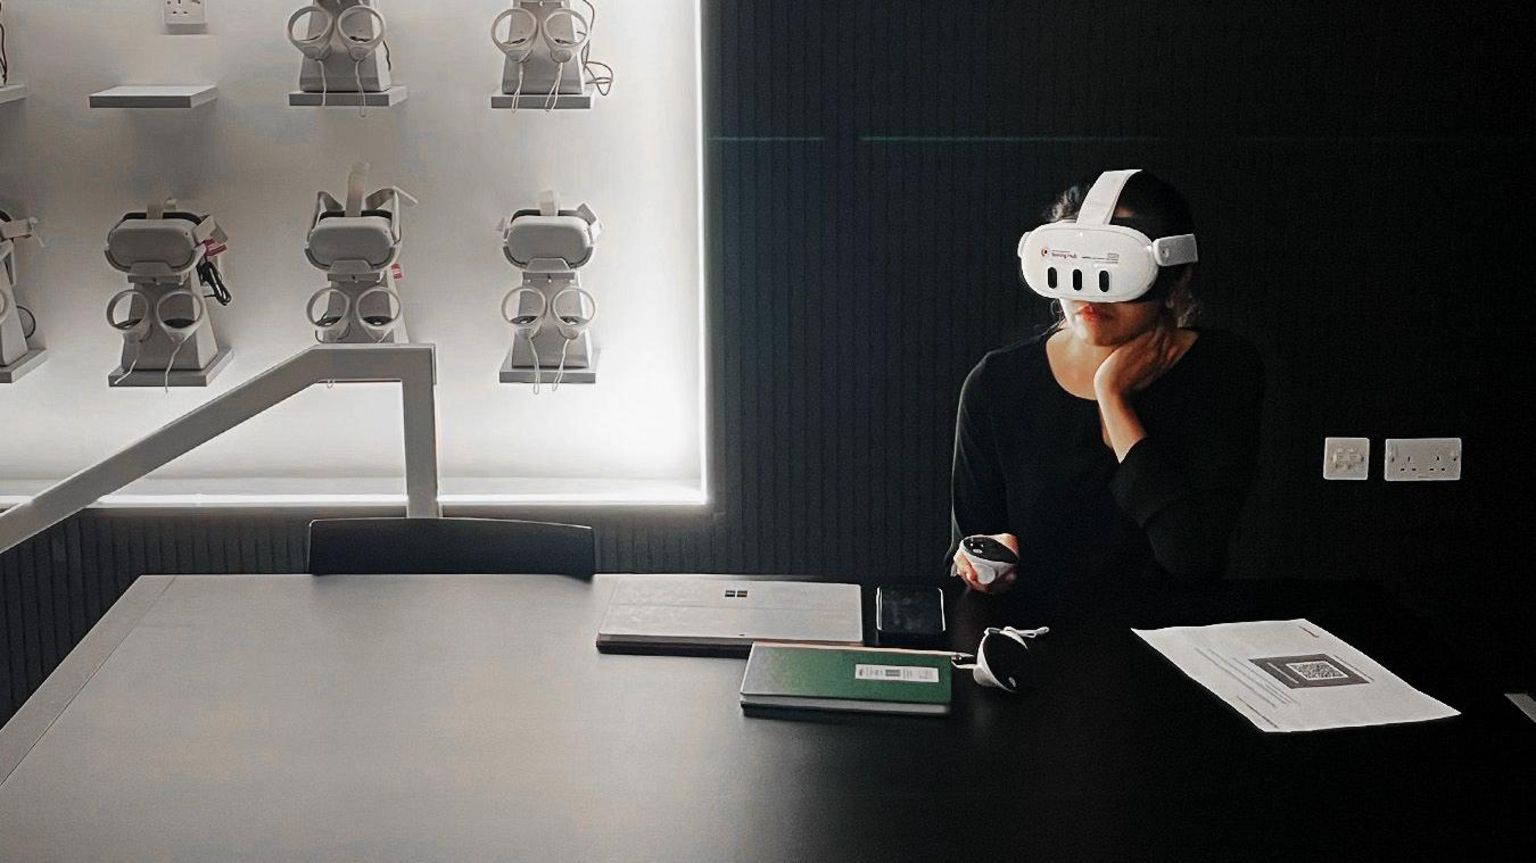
[{"left": 0, "top": 344, "right": 441, "bottom": 555}]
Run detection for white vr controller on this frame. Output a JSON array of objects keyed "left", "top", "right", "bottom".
[
  {"left": 288, "top": 4, "right": 386, "bottom": 63},
  {"left": 500, "top": 285, "right": 597, "bottom": 393},
  {"left": 306, "top": 285, "right": 404, "bottom": 343},
  {"left": 492, "top": 2, "right": 610, "bottom": 110},
  {"left": 287, "top": 3, "right": 388, "bottom": 115},
  {"left": 957, "top": 535, "right": 1019, "bottom": 587},
  {"left": 492, "top": 5, "right": 591, "bottom": 64},
  {"left": 107, "top": 288, "right": 207, "bottom": 388}
]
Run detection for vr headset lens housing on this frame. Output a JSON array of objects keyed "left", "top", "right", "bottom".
[{"left": 1018, "top": 169, "right": 1198, "bottom": 304}]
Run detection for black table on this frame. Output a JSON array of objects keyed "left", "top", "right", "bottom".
[{"left": 0, "top": 573, "right": 1529, "bottom": 861}]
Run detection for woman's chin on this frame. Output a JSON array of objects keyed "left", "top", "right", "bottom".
[{"left": 1071, "top": 319, "right": 1128, "bottom": 347}]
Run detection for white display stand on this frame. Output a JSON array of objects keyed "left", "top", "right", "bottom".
[
  {"left": 106, "top": 348, "right": 234, "bottom": 388},
  {"left": 0, "top": 349, "right": 46, "bottom": 384},
  {"left": 0, "top": 84, "right": 26, "bottom": 106},
  {"left": 499, "top": 348, "right": 598, "bottom": 385}
]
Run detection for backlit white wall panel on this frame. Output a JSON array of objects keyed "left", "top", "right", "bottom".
[{"left": 0, "top": 0, "right": 705, "bottom": 506}]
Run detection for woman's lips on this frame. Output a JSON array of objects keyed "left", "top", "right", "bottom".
[{"left": 1077, "top": 305, "right": 1110, "bottom": 320}]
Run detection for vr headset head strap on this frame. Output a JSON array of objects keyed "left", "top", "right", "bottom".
[
  {"left": 346, "top": 162, "right": 370, "bottom": 218},
  {"left": 192, "top": 217, "right": 224, "bottom": 247},
  {"left": 1075, "top": 169, "right": 1140, "bottom": 226},
  {"left": 1080, "top": 168, "right": 1200, "bottom": 270}
]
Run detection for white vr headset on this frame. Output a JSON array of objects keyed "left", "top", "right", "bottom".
[
  {"left": 500, "top": 192, "right": 602, "bottom": 272},
  {"left": 1017, "top": 169, "right": 1198, "bottom": 304},
  {"left": 499, "top": 191, "right": 601, "bottom": 393},
  {"left": 304, "top": 164, "right": 416, "bottom": 342},
  {"left": 306, "top": 163, "right": 416, "bottom": 278},
  {"left": 104, "top": 202, "right": 226, "bottom": 283}
]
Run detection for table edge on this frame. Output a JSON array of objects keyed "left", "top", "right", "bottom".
[{"left": 0, "top": 575, "right": 176, "bottom": 788}]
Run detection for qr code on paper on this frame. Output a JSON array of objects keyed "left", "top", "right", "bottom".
[
  {"left": 1252, "top": 654, "right": 1368, "bottom": 689},
  {"left": 1288, "top": 661, "right": 1348, "bottom": 682}
]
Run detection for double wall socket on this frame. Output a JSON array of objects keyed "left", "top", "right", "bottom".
[
  {"left": 164, "top": 0, "right": 207, "bottom": 27},
  {"left": 1384, "top": 437, "right": 1462, "bottom": 481}
]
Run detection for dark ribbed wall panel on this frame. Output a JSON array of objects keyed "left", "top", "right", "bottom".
[{"left": 4, "top": 1, "right": 1534, "bottom": 724}]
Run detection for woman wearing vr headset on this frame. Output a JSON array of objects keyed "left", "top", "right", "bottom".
[{"left": 950, "top": 170, "right": 1264, "bottom": 595}]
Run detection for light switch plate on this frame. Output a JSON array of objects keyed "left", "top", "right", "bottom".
[
  {"left": 165, "top": 0, "right": 207, "bottom": 27},
  {"left": 1323, "top": 437, "right": 1370, "bottom": 481},
  {"left": 1383, "top": 437, "right": 1462, "bottom": 481}
]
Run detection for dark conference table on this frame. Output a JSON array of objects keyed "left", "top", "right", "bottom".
[{"left": 0, "top": 573, "right": 1529, "bottom": 861}]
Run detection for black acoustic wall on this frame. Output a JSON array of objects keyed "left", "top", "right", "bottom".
[{"left": 3, "top": 2, "right": 1533, "bottom": 725}]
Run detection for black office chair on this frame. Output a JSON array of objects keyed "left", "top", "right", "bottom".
[{"left": 306, "top": 517, "right": 596, "bottom": 577}]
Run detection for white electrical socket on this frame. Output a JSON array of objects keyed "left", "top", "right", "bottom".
[
  {"left": 164, "top": 0, "right": 207, "bottom": 27},
  {"left": 1384, "top": 437, "right": 1462, "bottom": 481},
  {"left": 1323, "top": 437, "right": 1370, "bottom": 481}
]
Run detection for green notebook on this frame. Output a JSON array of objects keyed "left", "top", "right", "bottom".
[{"left": 740, "top": 643, "right": 954, "bottom": 716}]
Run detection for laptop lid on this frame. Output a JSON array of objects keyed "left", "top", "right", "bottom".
[{"left": 596, "top": 576, "right": 864, "bottom": 654}]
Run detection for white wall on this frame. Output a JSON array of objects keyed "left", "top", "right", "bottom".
[{"left": 0, "top": 0, "right": 705, "bottom": 505}]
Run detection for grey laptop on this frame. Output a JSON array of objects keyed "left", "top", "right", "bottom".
[{"left": 596, "top": 575, "right": 864, "bottom": 655}]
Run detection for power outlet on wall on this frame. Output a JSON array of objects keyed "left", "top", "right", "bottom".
[
  {"left": 1323, "top": 437, "right": 1370, "bottom": 481},
  {"left": 164, "top": 0, "right": 207, "bottom": 28},
  {"left": 1384, "top": 437, "right": 1462, "bottom": 481}
]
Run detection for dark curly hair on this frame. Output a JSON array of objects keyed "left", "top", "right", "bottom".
[{"left": 1043, "top": 170, "right": 1200, "bottom": 326}]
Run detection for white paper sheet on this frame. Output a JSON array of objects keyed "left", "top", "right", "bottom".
[{"left": 1134, "top": 619, "right": 1460, "bottom": 733}]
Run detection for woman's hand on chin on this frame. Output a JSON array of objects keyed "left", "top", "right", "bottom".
[
  {"left": 953, "top": 533, "right": 1020, "bottom": 595},
  {"left": 1092, "top": 321, "right": 1182, "bottom": 400}
]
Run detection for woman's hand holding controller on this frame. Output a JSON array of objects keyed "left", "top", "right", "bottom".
[{"left": 953, "top": 533, "right": 1020, "bottom": 595}]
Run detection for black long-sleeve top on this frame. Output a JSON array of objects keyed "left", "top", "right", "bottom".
[{"left": 949, "top": 327, "right": 1265, "bottom": 588}]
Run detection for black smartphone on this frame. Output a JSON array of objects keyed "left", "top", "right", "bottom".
[{"left": 875, "top": 586, "right": 946, "bottom": 648}]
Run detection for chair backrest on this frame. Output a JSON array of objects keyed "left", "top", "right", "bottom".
[{"left": 307, "top": 517, "right": 595, "bottom": 577}]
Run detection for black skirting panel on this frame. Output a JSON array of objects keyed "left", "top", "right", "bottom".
[{"left": 4, "top": 1, "right": 1535, "bottom": 723}]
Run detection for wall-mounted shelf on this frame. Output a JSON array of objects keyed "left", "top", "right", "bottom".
[
  {"left": 490, "top": 89, "right": 595, "bottom": 111},
  {"left": 289, "top": 86, "right": 409, "bottom": 108},
  {"left": 89, "top": 85, "right": 219, "bottom": 109},
  {"left": 0, "top": 349, "right": 46, "bottom": 384},
  {"left": 0, "top": 84, "right": 27, "bottom": 106},
  {"left": 107, "top": 348, "right": 233, "bottom": 388}
]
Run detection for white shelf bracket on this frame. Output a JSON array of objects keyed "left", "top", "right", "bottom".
[{"left": 0, "top": 344, "right": 441, "bottom": 555}]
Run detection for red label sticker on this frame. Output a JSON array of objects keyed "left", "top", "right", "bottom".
[
  {"left": 204, "top": 241, "right": 229, "bottom": 257},
  {"left": 391, "top": 263, "right": 404, "bottom": 281}
]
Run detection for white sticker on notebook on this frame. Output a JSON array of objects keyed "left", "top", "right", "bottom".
[{"left": 855, "top": 664, "right": 940, "bottom": 684}]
